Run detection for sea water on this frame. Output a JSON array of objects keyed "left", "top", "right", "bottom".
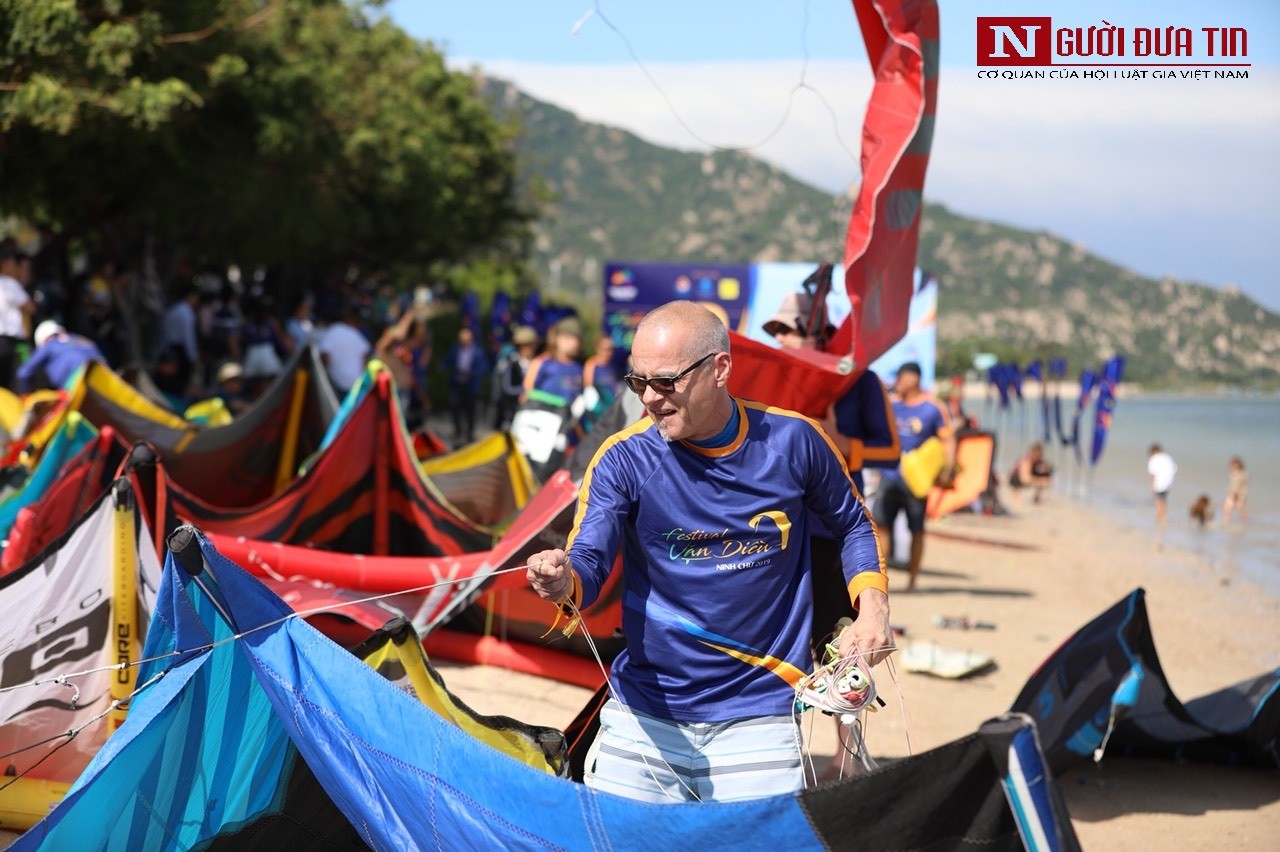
[{"left": 990, "top": 395, "right": 1279, "bottom": 597}]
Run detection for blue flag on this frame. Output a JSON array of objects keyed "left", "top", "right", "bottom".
[
  {"left": 1090, "top": 356, "right": 1125, "bottom": 466},
  {"left": 989, "top": 365, "right": 1011, "bottom": 410},
  {"left": 488, "top": 290, "right": 511, "bottom": 342},
  {"left": 519, "top": 291, "right": 543, "bottom": 332},
  {"left": 459, "top": 291, "right": 480, "bottom": 329},
  {"left": 1070, "top": 369, "right": 1097, "bottom": 464},
  {"left": 1091, "top": 378, "right": 1117, "bottom": 466}
]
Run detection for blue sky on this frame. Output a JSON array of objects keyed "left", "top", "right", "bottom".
[{"left": 385, "top": 1, "right": 1280, "bottom": 311}]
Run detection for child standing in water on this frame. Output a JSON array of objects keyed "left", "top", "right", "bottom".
[{"left": 1223, "top": 456, "right": 1249, "bottom": 527}]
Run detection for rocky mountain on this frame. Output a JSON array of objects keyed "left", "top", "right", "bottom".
[{"left": 484, "top": 78, "right": 1280, "bottom": 388}]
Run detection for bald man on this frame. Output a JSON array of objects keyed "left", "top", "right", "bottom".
[{"left": 528, "top": 300, "right": 889, "bottom": 803}]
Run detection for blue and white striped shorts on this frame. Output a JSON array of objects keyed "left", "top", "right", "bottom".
[{"left": 586, "top": 699, "right": 805, "bottom": 803}]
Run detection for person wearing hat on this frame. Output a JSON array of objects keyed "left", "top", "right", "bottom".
[
  {"left": 522, "top": 316, "right": 584, "bottom": 406},
  {"left": 213, "top": 360, "right": 252, "bottom": 416},
  {"left": 0, "top": 244, "right": 35, "bottom": 390},
  {"left": 15, "top": 320, "right": 103, "bottom": 393},
  {"left": 493, "top": 325, "right": 539, "bottom": 430}
]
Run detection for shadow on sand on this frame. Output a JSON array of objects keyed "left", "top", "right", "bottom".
[{"left": 1063, "top": 758, "right": 1280, "bottom": 821}]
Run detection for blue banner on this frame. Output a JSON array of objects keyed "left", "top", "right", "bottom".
[{"left": 603, "top": 261, "right": 752, "bottom": 352}]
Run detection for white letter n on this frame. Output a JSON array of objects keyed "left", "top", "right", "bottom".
[{"left": 990, "top": 25, "right": 1039, "bottom": 58}]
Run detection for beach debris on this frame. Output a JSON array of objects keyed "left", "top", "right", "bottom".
[
  {"left": 900, "top": 641, "right": 995, "bottom": 679},
  {"left": 932, "top": 615, "right": 996, "bottom": 630}
]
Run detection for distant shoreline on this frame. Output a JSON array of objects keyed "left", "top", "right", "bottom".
[{"left": 954, "top": 380, "right": 1280, "bottom": 401}]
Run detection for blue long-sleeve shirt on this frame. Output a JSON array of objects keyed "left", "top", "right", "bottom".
[
  {"left": 17, "top": 336, "right": 102, "bottom": 391},
  {"left": 565, "top": 398, "right": 885, "bottom": 722},
  {"left": 831, "top": 369, "right": 900, "bottom": 495}
]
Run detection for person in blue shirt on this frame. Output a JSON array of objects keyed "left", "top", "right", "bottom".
[
  {"left": 874, "top": 362, "right": 956, "bottom": 591},
  {"left": 522, "top": 317, "right": 584, "bottom": 405},
  {"left": 441, "top": 326, "right": 490, "bottom": 444},
  {"left": 583, "top": 334, "right": 623, "bottom": 407},
  {"left": 527, "top": 300, "right": 890, "bottom": 803},
  {"left": 17, "top": 320, "right": 103, "bottom": 392}
]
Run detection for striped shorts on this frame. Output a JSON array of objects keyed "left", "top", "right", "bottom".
[{"left": 585, "top": 699, "right": 804, "bottom": 803}]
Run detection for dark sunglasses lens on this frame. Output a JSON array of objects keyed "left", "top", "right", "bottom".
[
  {"left": 650, "top": 378, "right": 677, "bottom": 394},
  {"left": 623, "top": 374, "right": 678, "bottom": 395}
]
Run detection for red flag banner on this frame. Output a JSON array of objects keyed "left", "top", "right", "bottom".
[{"left": 830, "top": 0, "right": 939, "bottom": 371}]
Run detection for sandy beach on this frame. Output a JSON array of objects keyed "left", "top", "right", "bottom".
[{"left": 3, "top": 493, "right": 1276, "bottom": 849}]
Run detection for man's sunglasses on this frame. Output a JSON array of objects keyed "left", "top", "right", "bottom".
[{"left": 623, "top": 352, "right": 718, "bottom": 396}]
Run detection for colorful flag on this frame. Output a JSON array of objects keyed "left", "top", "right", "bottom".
[
  {"left": 1008, "top": 362, "right": 1023, "bottom": 400},
  {"left": 459, "top": 292, "right": 480, "bottom": 330},
  {"left": 990, "top": 364, "right": 1011, "bottom": 410},
  {"left": 829, "top": 0, "right": 939, "bottom": 371},
  {"left": 488, "top": 290, "right": 511, "bottom": 342},
  {"left": 519, "top": 291, "right": 543, "bottom": 333},
  {"left": 1091, "top": 378, "right": 1117, "bottom": 466},
  {"left": 1070, "top": 369, "right": 1097, "bottom": 464},
  {"left": 1090, "top": 356, "right": 1125, "bottom": 466}
]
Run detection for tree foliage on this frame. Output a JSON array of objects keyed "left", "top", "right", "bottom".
[{"left": 0, "top": 0, "right": 530, "bottom": 286}]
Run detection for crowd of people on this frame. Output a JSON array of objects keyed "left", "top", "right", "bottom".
[{"left": 0, "top": 238, "right": 626, "bottom": 445}]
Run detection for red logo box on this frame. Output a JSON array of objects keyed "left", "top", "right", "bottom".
[{"left": 977, "top": 16, "right": 1052, "bottom": 66}]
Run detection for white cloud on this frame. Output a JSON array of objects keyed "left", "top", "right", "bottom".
[{"left": 472, "top": 59, "right": 1280, "bottom": 308}]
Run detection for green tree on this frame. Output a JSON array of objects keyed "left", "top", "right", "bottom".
[{"left": 0, "top": 0, "right": 530, "bottom": 295}]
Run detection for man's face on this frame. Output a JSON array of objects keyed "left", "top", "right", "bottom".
[
  {"left": 896, "top": 369, "right": 920, "bottom": 395},
  {"left": 629, "top": 326, "right": 725, "bottom": 442}
]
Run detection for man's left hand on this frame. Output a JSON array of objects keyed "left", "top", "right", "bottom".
[{"left": 837, "top": 589, "right": 893, "bottom": 667}]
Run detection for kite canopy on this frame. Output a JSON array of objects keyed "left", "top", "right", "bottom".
[
  {"left": 1012, "top": 588, "right": 1280, "bottom": 773},
  {"left": 12, "top": 529, "right": 1078, "bottom": 851},
  {"left": 11, "top": 345, "right": 338, "bottom": 508},
  {"left": 0, "top": 479, "right": 161, "bottom": 829}
]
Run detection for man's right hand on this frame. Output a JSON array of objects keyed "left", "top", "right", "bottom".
[{"left": 527, "top": 549, "right": 573, "bottom": 601}]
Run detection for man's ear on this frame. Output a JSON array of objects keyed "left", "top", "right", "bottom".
[{"left": 714, "top": 352, "right": 732, "bottom": 387}]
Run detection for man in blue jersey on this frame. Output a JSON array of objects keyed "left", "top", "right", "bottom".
[
  {"left": 528, "top": 301, "right": 889, "bottom": 803},
  {"left": 873, "top": 362, "right": 956, "bottom": 592}
]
